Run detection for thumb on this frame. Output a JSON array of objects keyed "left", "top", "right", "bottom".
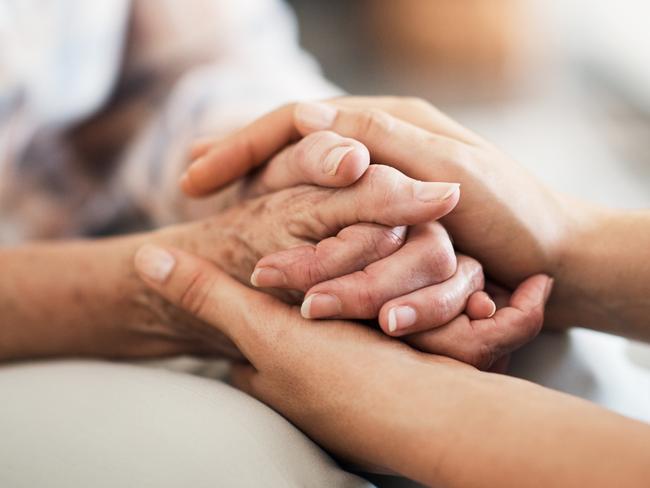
[
  {"left": 133, "top": 244, "right": 284, "bottom": 360},
  {"left": 181, "top": 106, "right": 299, "bottom": 197}
]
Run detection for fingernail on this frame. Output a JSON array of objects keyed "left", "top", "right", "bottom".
[
  {"left": 295, "top": 102, "right": 337, "bottom": 131},
  {"left": 323, "top": 145, "right": 354, "bottom": 175},
  {"left": 487, "top": 299, "right": 497, "bottom": 318},
  {"left": 387, "top": 306, "right": 417, "bottom": 333},
  {"left": 250, "top": 267, "right": 287, "bottom": 287},
  {"left": 414, "top": 182, "right": 460, "bottom": 202},
  {"left": 134, "top": 244, "right": 175, "bottom": 283},
  {"left": 301, "top": 293, "right": 342, "bottom": 319},
  {"left": 543, "top": 278, "right": 555, "bottom": 302}
]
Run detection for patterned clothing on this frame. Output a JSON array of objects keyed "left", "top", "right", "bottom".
[{"left": 0, "top": 0, "right": 339, "bottom": 243}]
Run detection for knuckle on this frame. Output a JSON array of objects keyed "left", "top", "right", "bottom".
[
  {"left": 304, "top": 252, "right": 330, "bottom": 287},
  {"left": 427, "top": 247, "right": 457, "bottom": 280},
  {"left": 377, "top": 226, "right": 407, "bottom": 254},
  {"left": 364, "top": 163, "right": 395, "bottom": 182},
  {"left": 283, "top": 190, "right": 331, "bottom": 238},
  {"left": 350, "top": 225, "right": 405, "bottom": 260},
  {"left": 291, "top": 134, "right": 320, "bottom": 166},
  {"left": 277, "top": 244, "right": 325, "bottom": 290},
  {"left": 424, "top": 293, "right": 454, "bottom": 326},
  {"left": 291, "top": 131, "right": 338, "bottom": 170},
  {"left": 356, "top": 108, "right": 395, "bottom": 139},
  {"left": 356, "top": 285, "right": 381, "bottom": 317},
  {"left": 291, "top": 140, "right": 309, "bottom": 166},
  {"left": 336, "top": 271, "right": 381, "bottom": 317},
  {"left": 364, "top": 164, "right": 401, "bottom": 205},
  {"left": 442, "top": 139, "right": 478, "bottom": 170},
  {"left": 178, "top": 271, "right": 215, "bottom": 317},
  {"left": 458, "top": 255, "right": 485, "bottom": 289},
  {"left": 419, "top": 133, "right": 475, "bottom": 169}
]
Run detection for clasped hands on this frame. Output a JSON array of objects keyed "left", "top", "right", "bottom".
[{"left": 141, "top": 97, "right": 555, "bottom": 370}]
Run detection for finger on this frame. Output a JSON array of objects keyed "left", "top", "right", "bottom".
[
  {"left": 251, "top": 224, "right": 407, "bottom": 291},
  {"left": 181, "top": 105, "right": 300, "bottom": 196},
  {"left": 405, "top": 274, "right": 553, "bottom": 369},
  {"left": 294, "top": 102, "right": 467, "bottom": 184},
  {"left": 376, "top": 254, "right": 484, "bottom": 336},
  {"left": 330, "top": 96, "right": 482, "bottom": 145},
  {"left": 188, "top": 137, "right": 214, "bottom": 161},
  {"left": 182, "top": 97, "right": 477, "bottom": 197},
  {"left": 133, "top": 243, "right": 290, "bottom": 362},
  {"left": 311, "top": 164, "right": 460, "bottom": 235},
  {"left": 300, "top": 223, "right": 457, "bottom": 320},
  {"left": 485, "top": 281, "right": 512, "bottom": 309},
  {"left": 465, "top": 291, "right": 497, "bottom": 320},
  {"left": 244, "top": 130, "right": 369, "bottom": 198}
]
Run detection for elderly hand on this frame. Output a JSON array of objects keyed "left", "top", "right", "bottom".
[
  {"left": 151, "top": 161, "right": 506, "bottom": 361},
  {"left": 174, "top": 163, "right": 459, "bottom": 288}
]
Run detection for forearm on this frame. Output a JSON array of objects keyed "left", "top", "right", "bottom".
[
  {"left": 0, "top": 224, "right": 207, "bottom": 361},
  {"left": 375, "top": 361, "right": 650, "bottom": 487},
  {"left": 548, "top": 202, "right": 650, "bottom": 339}
]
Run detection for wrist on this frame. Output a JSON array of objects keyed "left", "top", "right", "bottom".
[
  {"left": 118, "top": 226, "right": 207, "bottom": 354},
  {"left": 365, "top": 358, "right": 479, "bottom": 484},
  {"left": 545, "top": 197, "right": 611, "bottom": 329}
]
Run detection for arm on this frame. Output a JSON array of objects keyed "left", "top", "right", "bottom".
[
  {"left": 0, "top": 235, "right": 153, "bottom": 361},
  {"left": 550, "top": 205, "right": 650, "bottom": 339},
  {"left": 137, "top": 244, "right": 650, "bottom": 488},
  {"left": 0, "top": 229, "right": 224, "bottom": 361},
  {"left": 0, "top": 158, "right": 473, "bottom": 362},
  {"left": 0, "top": 131, "right": 373, "bottom": 361},
  {"left": 183, "top": 98, "right": 650, "bottom": 340}
]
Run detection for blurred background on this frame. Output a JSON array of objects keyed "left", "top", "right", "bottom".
[{"left": 287, "top": 0, "right": 650, "bottom": 427}]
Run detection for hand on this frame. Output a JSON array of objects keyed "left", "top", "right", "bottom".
[
  {"left": 188, "top": 129, "right": 501, "bottom": 345},
  {"left": 134, "top": 244, "right": 556, "bottom": 484},
  {"left": 148, "top": 163, "right": 473, "bottom": 356},
  {"left": 137, "top": 222, "right": 551, "bottom": 369},
  {"left": 252, "top": 221, "right": 494, "bottom": 336},
  {"left": 177, "top": 129, "right": 372, "bottom": 220},
  {"left": 183, "top": 97, "right": 571, "bottom": 291},
  {"left": 174, "top": 163, "right": 458, "bottom": 286}
]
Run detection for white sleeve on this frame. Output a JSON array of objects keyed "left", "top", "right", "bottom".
[{"left": 113, "top": 0, "right": 342, "bottom": 227}]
